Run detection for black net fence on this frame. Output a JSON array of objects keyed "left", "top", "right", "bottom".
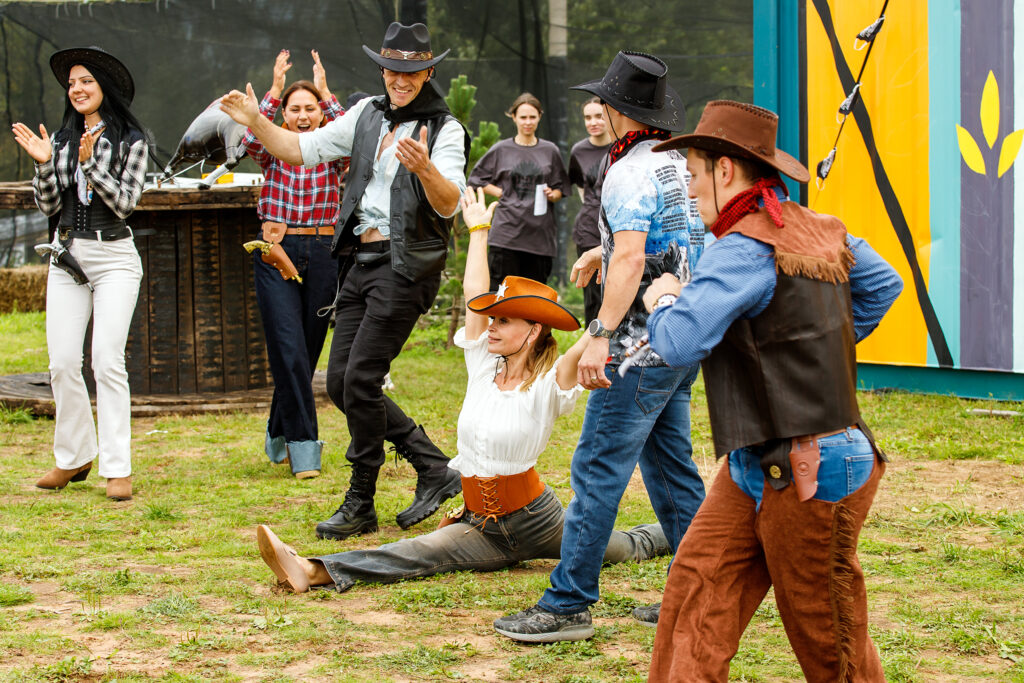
[{"left": 0, "top": 0, "right": 752, "bottom": 271}]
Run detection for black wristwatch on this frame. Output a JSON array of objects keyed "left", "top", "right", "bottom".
[{"left": 587, "top": 318, "right": 614, "bottom": 339}]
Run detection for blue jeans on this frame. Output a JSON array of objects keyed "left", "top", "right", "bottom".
[
  {"left": 254, "top": 233, "right": 338, "bottom": 473},
  {"left": 728, "top": 427, "right": 876, "bottom": 508},
  {"left": 539, "top": 362, "right": 704, "bottom": 614}
]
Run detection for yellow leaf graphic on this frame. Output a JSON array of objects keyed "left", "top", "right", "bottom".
[
  {"left": 998, "top": 128, "right": 1024, "bottom": 177},
  {"left": 957, "top": 125, "right": 987, "bottom": 175},
  {"left": 981, "top": 70, "right": 999, "bottom": 148}
]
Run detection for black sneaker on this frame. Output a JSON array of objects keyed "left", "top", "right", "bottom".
[
  {"left": 493, "top": 605, "right": 594, "bottom": 643},
  {"left": 632, "top": 602, "right": 660, "bottom": 628}
]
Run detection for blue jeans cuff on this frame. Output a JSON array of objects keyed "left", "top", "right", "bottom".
[
  {"left": 265, "top": 431, "right": 288, "bottom": 464},
  {"left": 536, "top": 597, "right": 588, "bottom": 616},
  {"left": 287, "top": 440, "right": 323, "bottom": 474}
]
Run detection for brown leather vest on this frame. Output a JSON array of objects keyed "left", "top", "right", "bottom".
[{"left": 701, "top": 203, "right": 864, "bottom": 456}]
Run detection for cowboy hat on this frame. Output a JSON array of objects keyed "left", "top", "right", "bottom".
[
  {"left": 362, "top": 22, "right": 450, "bottom": 73},
  {"left": 653, "top": 100, "right": 810, "bottom": 183},
  {"left": 571, "top": 51, "right": 683, "bottom": 132},
  {"left": 50, "top": 46, "right": 135, "bottom": 103},
  {"left": 468, "top": 276, "right": 580, "bottom": 331}
]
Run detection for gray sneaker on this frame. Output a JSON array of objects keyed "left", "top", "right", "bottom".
[
  {"left": 632, "top": 602, "right": 660, "bottom": 627},
  {"left": 494, "top": 605, "right": 594, "bottom": 643}
]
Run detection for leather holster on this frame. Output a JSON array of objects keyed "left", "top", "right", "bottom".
[{"left": 259, "top": 221, "right": 301, "bottom": 282}]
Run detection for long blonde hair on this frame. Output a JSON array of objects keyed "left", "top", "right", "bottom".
[{"left": 519, "top": 325, "right": 558, "bottom": 392}]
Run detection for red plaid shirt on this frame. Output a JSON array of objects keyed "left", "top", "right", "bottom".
[{"left": 241, "top": 92, "right": 345, "bottom": 226}]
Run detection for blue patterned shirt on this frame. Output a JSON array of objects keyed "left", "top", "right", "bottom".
[
  {"left": 599, "top": 140, "right": 704, "bottom": 364},
  {"left": 647, "top": 228, "right": 903, "bottom": 368}
]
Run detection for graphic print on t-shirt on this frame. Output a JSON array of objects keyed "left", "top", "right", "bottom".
[{"left": 509, "top": 159, "right": 544, "bottom": 200}]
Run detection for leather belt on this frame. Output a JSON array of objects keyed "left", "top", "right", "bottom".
[
  {"left": 461, "top": 467, "right": 544, "bottom": 518},
  {"left": 61, "top": 226, "right": 131, "bottom": 241},
  {"left": 285, "top": 225, "right": 334, "bottom": 236},
  {"left": 354, "top": 239, "right": 391, "bottom": 266}
]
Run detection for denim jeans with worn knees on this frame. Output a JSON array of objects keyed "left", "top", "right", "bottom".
[
  {"left": 540, "top": 362, "right": 705, "bottom": 615},
  {"left": 314, "top": 487, "right": 664, "bottom": 591}
]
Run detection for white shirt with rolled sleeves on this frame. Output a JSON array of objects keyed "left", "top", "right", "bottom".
[{"left": 298, "top": 96, "right": 467, "bottom": 236}]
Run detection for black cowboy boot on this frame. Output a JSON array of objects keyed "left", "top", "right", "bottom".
[
  {"left": 392, "top": 425, "right": 462, "bottom": 529},
  {"left": 315, "top": 464, "right": 379, "bottom": 540}
]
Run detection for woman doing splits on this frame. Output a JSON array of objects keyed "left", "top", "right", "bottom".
[
  {"left": 256, "top": 187, "right": 669, "bottom": 592},
  {"left": 241, "top": 50, "right": 344, "bottom": 478},
  {"left": 12, "top": 47, "right": 150, "bottom": 501}
]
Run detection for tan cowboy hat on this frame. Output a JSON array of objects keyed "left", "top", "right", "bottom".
[
  {"left": 653, "top": 100, "right": 810, "bottom": 183},
  {"left": 467, "top": 276, "right": 580, "bottom": 331}
]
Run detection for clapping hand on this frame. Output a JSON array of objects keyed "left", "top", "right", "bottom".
[
  {"left": 270, "top": 49, "right": 291, "bottom": 98},
  {"left": 11, "top": 123, "right": 52, "bottom": 164},
  {"left": 220, "top": 83, "right": 261, "bottom": 128},
  {"left": 311, "top": 50, "right": 331, "bottom": 100}
]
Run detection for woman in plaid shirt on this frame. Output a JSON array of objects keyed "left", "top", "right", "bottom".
[
  {"left": 12, "top": 47, "right": 150, "bottom": 501},
  {"left": 241, "top": 50, "right": 345, "bottom": 479}
]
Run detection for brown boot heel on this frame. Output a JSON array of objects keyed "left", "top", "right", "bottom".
[
  {"left": 106, "top": 477, "right": 132, "bottom": 501},
  {"left": 36, "top": 463, "right": 92, "bottom": 490}
]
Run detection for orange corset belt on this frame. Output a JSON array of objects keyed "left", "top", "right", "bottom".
[{"left": 461, "top": 467, "right": 544, "bottom": 519}]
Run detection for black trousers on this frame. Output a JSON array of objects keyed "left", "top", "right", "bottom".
[
  {"left": 325, "top": 245, "right": 441, "bottom": 468},
  {"left": 488, "top": 245, "right": 553, "bottom": 290},
  {"left": 575, "top": 243, "right": 602, "bottom": 325}
]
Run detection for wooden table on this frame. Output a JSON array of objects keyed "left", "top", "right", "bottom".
[{"left": 0, "top": 182, "right": 272, "bottom": 395}]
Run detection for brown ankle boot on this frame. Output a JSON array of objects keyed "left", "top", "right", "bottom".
[
  {"left": 36, "top": 463, "right": 92, "bottom": 490},
  {"left": 106, "top": 477, "right": 132, "bottom": 501}
]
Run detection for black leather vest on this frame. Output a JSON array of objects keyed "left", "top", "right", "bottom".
[
  {"left": 701, "top": 273, "right": 862, "bottom": 457},
  {"left": 333, "top": 99, "right": 467, "bottom": 283}
]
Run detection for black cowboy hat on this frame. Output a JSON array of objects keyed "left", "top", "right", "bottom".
[
  {"left": 362, "top": 22, "right": 450, "bottom": 73},
  {"left": 50, "top": 46, "right": 135, "bottom": 103},
  {"left": 571, "top": 51, "right": 683, "bottom": 132}
]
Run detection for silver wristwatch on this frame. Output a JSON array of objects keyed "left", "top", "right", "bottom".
[{"left": 587, "top": 318, "right": 614, "bottom": 339}]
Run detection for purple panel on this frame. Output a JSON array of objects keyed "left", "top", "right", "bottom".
[{"left": 960, "top": 0, "right": 1014, "bottom": 371}]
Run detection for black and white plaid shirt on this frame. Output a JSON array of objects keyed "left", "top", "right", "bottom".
[{"left": 33, "top": 132, "right": 148, "bottom": 219}]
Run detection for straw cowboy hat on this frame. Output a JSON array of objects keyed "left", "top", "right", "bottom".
[
  {"left": 653, "top": 100, "right": 810, "bottom": 182},
  {"left": 468, "top": 276, "right": 580, "bottom": 331}
]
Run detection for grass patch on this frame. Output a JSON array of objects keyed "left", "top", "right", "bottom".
[{"left": 0, "top": 312, "right": 1022, "bottom": 680}]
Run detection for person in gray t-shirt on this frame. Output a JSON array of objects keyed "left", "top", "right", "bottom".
[
  {"left": 568, "top": 97, "right": 612, "bottom": 324},
  {"left": 469, "top": 93, "right": 569, "bottom": 288}
]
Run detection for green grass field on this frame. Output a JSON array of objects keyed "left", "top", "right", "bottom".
[{"left": 1, "top": 312, "right": 1023, "bottom": 682}]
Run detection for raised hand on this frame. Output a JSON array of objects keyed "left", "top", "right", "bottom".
[
  {"left": 220, "top": 83, "right": 262, "bottom": 128},
  {"left": 11, "top": 122, "right": 52, "bottom": 164},
  {"left": 396, "top": 126, "right": 431, "bottom": 175},
  {"left": 461, "top": 186, "right": 497, "bottom": 229},
  {"left": 311, "top": 49, "right": 331, "bottom": 100},
  {"left": 270, "top": 49, "right": 291, "bottom": 99}
]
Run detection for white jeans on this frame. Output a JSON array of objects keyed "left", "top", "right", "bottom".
[{"left": 46, "top": 235, "right": 142, "bottom": 478}]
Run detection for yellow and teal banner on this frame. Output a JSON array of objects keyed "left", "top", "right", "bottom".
[{"left": 756, "top": 0, "right": 1024, "bottom": 398}]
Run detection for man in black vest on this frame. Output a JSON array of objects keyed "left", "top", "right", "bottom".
[
  {"left": 221, "top": 23, "right": 467, "bottom": 539},
  {"left": 641, "top": 100, "right": 903, "bottom": 681}
]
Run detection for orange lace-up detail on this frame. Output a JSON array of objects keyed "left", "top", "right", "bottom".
[{"left": 461, "top": 468, "right": 545, "bottom": 527}]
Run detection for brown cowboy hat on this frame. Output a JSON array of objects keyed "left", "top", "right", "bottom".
[
  {"left": 362, "top": 22, "right": 450, "bottom": 73},
  {"left": 50, "top": 46, "right": 135, "bottom": 103},
  {"left": 653, "top": 100, "right": 809, "bottom": 183},
  {"left": 467, "top": 276, "right": 580, "bottom": 331}
]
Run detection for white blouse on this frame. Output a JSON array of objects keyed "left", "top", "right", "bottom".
[{"left": 448, "top": 328, "right": 583, "bottom": 478}]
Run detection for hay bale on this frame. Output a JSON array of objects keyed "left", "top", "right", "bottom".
[{"left": 0, "top": 265, "right": 47, "bottom": 313}]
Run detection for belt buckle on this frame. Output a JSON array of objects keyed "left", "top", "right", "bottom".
[{"left": 58, "top": 228, "right": 70, "bottom": 242}]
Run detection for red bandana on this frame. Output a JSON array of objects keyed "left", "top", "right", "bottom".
[
  {"left": 710, "top": 177, "right": 787, "bottom": 238},
  {"left": 608, "top": 128, "right": 672, "bottom": 169}
]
